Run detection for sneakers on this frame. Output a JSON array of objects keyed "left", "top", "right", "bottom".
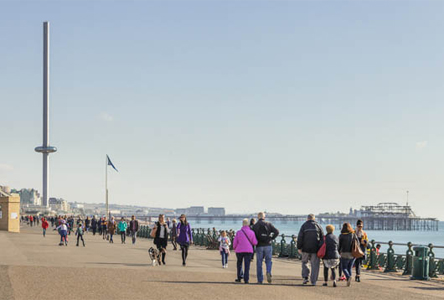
[
  {"left": 347, "top": 277, "right": 351, "bottom": 287},
  {"left": 333, "top": 281, "right": 337, "bottom": 287},
  {"left": 322, "top": 283, "right": 328, "bottom": 287},
  {"left": 339, "top": 275, "right": 346, "bottom": 281},
  {"left": 266, "top": 272, "right": 272, "bottom": 284},
  {"left": 234, "top": 279, "right": 242, "bottom": 283},
  {"left": 303, "top": 278, "right": 309, "bottom": 285},
  {"left": 355, "top": 276, "right": 361, "bottom": 282}
]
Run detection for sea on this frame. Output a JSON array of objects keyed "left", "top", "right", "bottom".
[{"left": 187, "top": 219, "right": 444, "bottom": 258}]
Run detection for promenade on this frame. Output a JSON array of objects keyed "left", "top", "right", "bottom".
[{"left": 1, "top": 226, "right": 443, "bottom": 300}]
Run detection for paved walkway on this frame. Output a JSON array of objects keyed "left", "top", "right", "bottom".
[{"left": 1, "top": 225, "right": 444, "bottom": 300}]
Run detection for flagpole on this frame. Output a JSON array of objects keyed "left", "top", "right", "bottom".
[{"left": 106, "top": 155, "right": 109, "bottom": 219}]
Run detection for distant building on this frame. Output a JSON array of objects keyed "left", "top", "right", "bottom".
[
  {"left": 188, "top": 206, "right": 204, "bottom": 216},
  {"left": 49, "top": 197, "right": 69, "bottom": 212},
  {"left": 175, "top": 208, "right": 187, "bottom": 215},
  {"left": 12, "top": 188, "right": 41, "bottom": 206},
  {"left": 208, "top": 207, "right": 225, "bottom": 216}
]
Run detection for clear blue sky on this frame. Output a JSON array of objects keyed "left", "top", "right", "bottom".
[{"left": 1, "top": 1, "right": 444, "bottom": 219}]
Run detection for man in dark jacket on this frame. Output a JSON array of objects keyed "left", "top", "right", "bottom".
[
  {"left": 253, "top": 212, "right": 279, "bottom": 284},
  {"left": 297, "top": 214, "right": 324, "bottom": 285},
  {"left": 130, "top": 215, "right": 139, "bottom": 244}
]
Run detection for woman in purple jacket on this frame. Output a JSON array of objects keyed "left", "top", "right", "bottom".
[
  {"left": 233, "top": 219, "right": 258, "bottom": 284},
  {"left": 176, "top": 214, "right": 193, "bottom": 266}
]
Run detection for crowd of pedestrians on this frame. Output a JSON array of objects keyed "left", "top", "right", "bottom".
[{"left": 22, "top": 211, "right": 369, "bottom": 287}]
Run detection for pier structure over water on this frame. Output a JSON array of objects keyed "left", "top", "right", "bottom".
[{"left": 135, "top": 202, "right": 438, "bottom": 231}]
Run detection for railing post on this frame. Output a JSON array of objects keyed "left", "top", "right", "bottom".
[
  {"left": 403, "top": 242, "right": 413, "bottom": 275},
  {"left": 384, "top": 241, "right": 397, "bottom": 272},
  {"left": 367, "top": 240, "right": 378, "bottom": 270},
  {"left": 290, "top": 235, "right": 296, "bottom": 258},
  {"left": 279, "top": 234, "right": 286, "bottom": 257},
  {"left": 428, "top": 243, "right": 438, "bottom": 278}
]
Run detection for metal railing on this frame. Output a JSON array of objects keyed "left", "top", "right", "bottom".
[{"left": 136, "top": 226, "right": 444, "bottom": 278}]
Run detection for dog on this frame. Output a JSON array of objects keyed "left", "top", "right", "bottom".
[{"left": 148, "top": 247, "right": 161, "bottom": 266}]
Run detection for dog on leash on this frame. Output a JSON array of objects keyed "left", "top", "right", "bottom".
[{"left": 148, "top": 247, "right": 161, "bottom": 266}]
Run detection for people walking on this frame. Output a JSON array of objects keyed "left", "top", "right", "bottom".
[
  {"left": 322, "top": 225, "right": 340, "bottom": 287},
  {"left": 177, "top": 214, "right": 193, "bottom": 266},
  {"left": 218, "top": 231, "right": 231, "bottom": 268},
  {"left": 249, "top": 218, "right": 256, "bottom": 261},
  {"left": 252, "top": 212, "right": 279, "bottom": 284},
  {"left": 102, "top": 217, "right": 108, "bottom": 240},
  {"left": 76, "top": 223, "right": 85, "bottom": 247},
  {"left": 98, "top": 217, "right": 102, "bottom": 236},
  {"left": 171, "top": 219, "right": 178, "bottom": 250},
  {"left": 91, "top": 216, "right": 97, "bottom": 236},
  {"left": 354, "top": 219, "right": 368, "bottom": 282},
  {"left": 85, "top": 217, "right": 90, "bottom": 233},
  {"left": 338, "top": 222, "right": 355, "bottom": 287},
  {"left": 297, "top": 214, "right": 324, "bottom": 286},
  {"left": 129, "top": 215, "right": 139, "bottom": 244},
  {"left": 56, "top": 220, "right": 68, "bottom": 246},
  {"left": 233, "top": 219, "right": 258, "bottom": 284},
  {"left": 41, "top": 217, "right": 49, "bottom": 237},
  {"left": 153, "top": 214, "right": 169, "bottom": 265},
  {"left": 118, "top": 217, "right": 128, "bottom": 244},
  {"left": 108, "top": 217, "right": 116, "bottom": 243}
]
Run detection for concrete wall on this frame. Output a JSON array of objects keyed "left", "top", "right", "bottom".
[{"left": 0, "top": 194, "right": 21, "bottom": 233}]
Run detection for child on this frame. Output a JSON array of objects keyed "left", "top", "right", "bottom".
[
  {"left": 218, "top": 231, "right": 231, "bottom": 268},
  {"left": 76, "top": 223, "right": 85, "bottom": 247},
  {"left": 56, "top": 220, "right": 68, "bottom": 246},
  {"left": 41, "top": 217, "right": 49, "bottom": 237}
]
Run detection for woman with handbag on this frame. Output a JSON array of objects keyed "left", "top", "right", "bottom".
[
  {"left": 152, "top": 214, "right": 169, "bottom": 265},
  {"left": 233, "top": 219, "right": 258, "bottom": 284},
  {"left": 354, "top": 219, "right": 368, "bottom": 282},
  {"left": 338, "top": 223, "right": 355, "bottom": 287},
  {"left": 322, "top": 224, "right": 340, "bottom": 287}
]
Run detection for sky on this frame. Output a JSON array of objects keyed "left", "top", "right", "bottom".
[{"left": 1, "top": 1, "right": 444, "bottom": 219}]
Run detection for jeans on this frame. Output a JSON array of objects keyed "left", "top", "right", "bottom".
[
  {"left": 131, "top": 231, "right": 137, "bottom": 244},
  {"left": 77, "top": 234, "right": 85, "bottom": 246},
  {"left": 109, "top": 234, "right": 114, "bottom": 243},
  {"left": 256, "top": 245, "right": 272, "bottom": 283},
  {"left": 341, "top": 258, "right": 355, "bottom": 279},
  {"left": 237, "top": 253, "right": 252, "bottom": 283},
  {"left": 221, "top": 250, "right": 228, "bottom": 266},
  {"left": 43, "top": 229, "right": 46, "bottom": 237}
]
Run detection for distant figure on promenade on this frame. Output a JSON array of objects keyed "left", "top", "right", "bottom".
[
  {"left": 102, "top": 217, "right": 108, "bottom": 240},
  {"left": 108, "top": 217, "right": 116, "bottom": 243},
  {"left": 98, "top": 217, "right": 102, "bottom": 236},
  {"left": 249, "top": 218, "right": 256, "bottom": 261},
  {"left": 91, "top": 216, "right": 98, "bottom": 235},
  {"left": 36, "top": 216, "right": 39, "bottom": 225},
  {"left": 153, "top": 214, "right": 169, "bottom": 265},
  {"left": 253, "top": 212, "right": 279, "bottom": 284},
  {"left": 354, "top": 220, "right": 368, "bottom": 282},
  {"left": 130, "top": 215, "right": 139, "bottom": 244},
  {"left": 118, "top": 217, "right": 128, "bottom": 244},
  {"left": 338, "top": 223, "right": 355, "bottom": 287},
  {"left": 85, "top": 217, "right": 90, "bottom": 233},
  {"left": 166, "top": 217, "right": 171, "bottom": 228},
  {"left": 76, "top": 223, "right": 85, "bottom": 247},
  {"left": 218, "top": 231, "right": 231, "bottom": 268},
  {"left": 177, "top": 214, "right": 193, "bottom": 266},
  {"left": 41, "top": 217, "right": 49, "bottom": 237},
  {"left": 233, "top": 219, "right": 258, "bottom": 284},
  {"left": 56, "top": 220, "right": 68, "bottom": 246},
  {"left": 29, "top": 215, "right": 33, "bottom": 227},
  {"left": 171, "top": 219, "right": 178, "bottom": 250},
  {"left": 297, "top": 214, "right": 324, "bottom": 286},
  {"left": 322, "top": 225, "right": 339, "bottom": 287}
]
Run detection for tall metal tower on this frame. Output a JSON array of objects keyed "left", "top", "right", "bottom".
[{"left": 35, "top": 22, "right": 57, "bottom": 207}]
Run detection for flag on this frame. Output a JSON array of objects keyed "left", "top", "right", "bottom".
[{"left": 107, "top": 155, "right": 118, "bottom": 172}]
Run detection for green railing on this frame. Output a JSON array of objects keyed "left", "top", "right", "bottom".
[{"left": 136, "top": 225, "right": 444, "bottom": 278}]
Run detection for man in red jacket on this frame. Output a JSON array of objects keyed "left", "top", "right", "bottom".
[{"left": 42, "top": 217, "right": 49, "bottom": 237}]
